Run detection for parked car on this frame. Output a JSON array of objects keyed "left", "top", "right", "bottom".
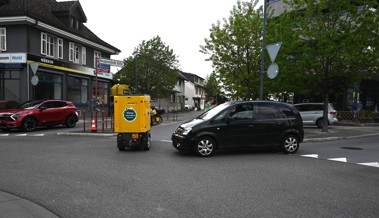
[
  {"left": 0, "top": 100, "right": 79, "bottom": 132},
  {"left": 184, "top": 105, "right": 194, "bottom": 110},
  {"left": 293, "top": 103, "right": 338, "bottom": 128},
  {"left": 172, "top": 101, "right": 304, "bottom": 157}
]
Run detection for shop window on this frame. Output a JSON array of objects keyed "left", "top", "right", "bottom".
[
  {"left": 0, "top": 27, "right": 6, "bottom": 51},
  {"left": 67, "top": 76, "right": 88, "bottom": 104},
  {"left": 34, "top": 73, "right": 62, "bottom": 100},
  {"left": 0, "top": 70, "right": 20, "bottom": 102}
]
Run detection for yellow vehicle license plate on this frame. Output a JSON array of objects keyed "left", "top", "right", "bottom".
[{"left": 132, "top": 134, "right": 139, "bottom": 139}]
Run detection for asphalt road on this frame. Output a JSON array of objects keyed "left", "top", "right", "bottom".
[{"left": 1, "top": 134, "right": 379, "bottom": 218}]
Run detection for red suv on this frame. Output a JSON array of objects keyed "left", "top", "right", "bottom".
[{"left": 0, "top": 100, "right": 79, "bottom": 132}]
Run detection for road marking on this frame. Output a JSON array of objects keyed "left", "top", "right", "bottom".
[
  {"left": 32, "top": 134, "right": 45, "bottom": 137},
  {"left": 0, "top": 134, "right": 9, "bottom": 136},
  {"left": 328, "top": 158, "right": 347, "bottom": 162},
  {"left": 15, "top": 134, "right": 27, "bottom": 137},
  {"left": 301, "top": 154, "right": 319, "bottom": 158},
  {"left": 357, "top": 162, "right": 379, "bottom": 168},
  {"left": 161, "top": 140, "right": 172, "bottom": 143}
]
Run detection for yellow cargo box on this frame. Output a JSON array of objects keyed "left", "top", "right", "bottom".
[{"left": 114, "top": 95, "right": 151, "bottom": 133}]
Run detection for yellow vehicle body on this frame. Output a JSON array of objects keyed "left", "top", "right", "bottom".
[
  {"left": 111, "top": 84, "right": 129, "bottom": 96},
  {"left": 114, "top": 95, "right": 151, "bottom": 133}
]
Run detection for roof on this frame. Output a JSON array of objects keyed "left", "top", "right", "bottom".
[
  {"left": 0, "top": 0, "right": 120, "bottom": 54},
  {"left": 181, "top": 72, "right": 205, "bottom": 83}
]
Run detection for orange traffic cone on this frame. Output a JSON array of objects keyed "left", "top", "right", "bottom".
[{"left": 90, "top": 118, "right": 97, "bottom": 132}]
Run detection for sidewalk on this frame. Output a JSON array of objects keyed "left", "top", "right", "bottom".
[{"left": 0, "top": 190, "right": 59, "bottom": 218}]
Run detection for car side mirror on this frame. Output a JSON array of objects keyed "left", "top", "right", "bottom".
[
  {"left": 225, "top": 117, "right": 233, "bottom": 125},
  {"left": 39, "top": 105, "right": 47, "bottom": 110}
]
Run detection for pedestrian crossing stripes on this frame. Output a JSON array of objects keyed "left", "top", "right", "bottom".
[
  {"left": 301, "top": 154, "right": 379, "bottom": 168},
  {"left": 0, "top": 134, "right": 44, "bottom": 137}
]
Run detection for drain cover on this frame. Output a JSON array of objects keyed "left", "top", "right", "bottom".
[{"left": 341, "top": 147, "right": 363, "bottom": 150}]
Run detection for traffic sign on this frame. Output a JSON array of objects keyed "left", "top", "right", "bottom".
[
  {"left": 266, "top": 42, "right": 282, "bottom": 63},
  {"left": 99, "top": 58, "right": 124, "bottom": 67},
  {"left": 267, "top": 63, "right": 279, "bottom": 79}
]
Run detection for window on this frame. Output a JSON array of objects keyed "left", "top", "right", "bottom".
[
  {"left": 82, "top": 47, "right": 86, "bottom": 65},
  {"left": 34, "top": 73, "right": 62, "bottom": 100},
  {"left": 41, "top": 33, "right": 47, "bottom": 55},
  {"left": 94, "top": 51, "right": 101, "bottom": 68},
  {"left": 58, "top": 38, "right": 63, "bottom": 59},
  {"left": 69, "top": 42, "right": 74, "bottom": 61},
  {"left": 74, "top": 45, "right": 79, "bottom": 64},
  {"left": 41, "top": 33, "right": 61, "bottom": 58},
  {"left": 47, "top": 36, "right": 55, "bottom": 57},
  {"left": 69, "top": 42, "right": 85, "bottom": 64},
  {"left": 256, "top": 103, "right": 279, "bottom": 119},
  {"left": 67, "top": 76, "right": 88, "bottom": 104},
  {"left": 229, "top": 104, "right": 254, "bottom": 120},
  {"left": 278, "top": 105, "right": 296, "bottom": 118},
  {"left": 0, "top": 27, "right": 6, "bottom": 51}
]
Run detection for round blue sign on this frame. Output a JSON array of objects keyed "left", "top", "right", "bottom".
[{"left": 123, "top": 108, "right": 137, "bottom": 122}]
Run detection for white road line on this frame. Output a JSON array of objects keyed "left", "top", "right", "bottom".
[
  {"left": 0, "top": 134, "right": 9, "bottom": 136},
  {"left": 328, "top": 158, "right": 347, "bottom": 162},
  {"left": 301, "top": 154, "right": 319, "bottom": 158},
  {"left": 357, "top": 162, "right": 379, "bottom": 168},
  {"left": 14, "top": 134, "right": 27, "bottom": 137},
  {"left": 161, "top": 140, "right": 172, "bottom": 143},
  {"left": 32, "top": 134, "right": 45, "bottom": 137}
]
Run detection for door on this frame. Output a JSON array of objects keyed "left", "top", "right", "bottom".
[{"left": 215, "top": 103, "right": 256, "bottom": 148}]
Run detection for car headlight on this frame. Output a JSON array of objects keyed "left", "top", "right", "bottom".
[
  {"left": 10, "top": 114, "right": 19, "bottom": 121},
  {"left": 182, "top": 127, "right": 192, "bottom": 135}
]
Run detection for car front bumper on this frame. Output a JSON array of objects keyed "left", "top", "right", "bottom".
[{"left": 171, "top": 133, "right": 195, "bottom": 152}]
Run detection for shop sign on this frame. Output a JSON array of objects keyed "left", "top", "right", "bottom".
[{"left": 0, "top": 53, "right": 27, "bottom": 63}]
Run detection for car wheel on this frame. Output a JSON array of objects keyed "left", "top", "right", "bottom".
[
  {"left": 281, "top": 135, "right": 299, "bottom": 154},
  {"left": 65, "top": 115, "right": 77, "bottom": 128},
  {"left": 194, "top": 136, "right": 216, "bottom": 157},
  {"left": 316, "top": 119, "right": 323, "bottom": 128},
  {"left": 22, "top": 117, "right": 37, "bottom": 132}
]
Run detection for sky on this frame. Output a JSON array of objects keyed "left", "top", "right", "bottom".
[{"left": 78, "top": 0, "right": 263, "bottom": 79}]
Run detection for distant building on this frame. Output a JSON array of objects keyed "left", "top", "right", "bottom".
[
  {"left": 181, "top": 72, "right": 206, "bottom": 110},
  {"left": 0, "top": 0, "right": 120, "bottom": 115}
]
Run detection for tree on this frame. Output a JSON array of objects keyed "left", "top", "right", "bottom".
[
  {"left": 114, "top": 36, "right": 179, "bottom": 99},
  {"left": 200, "top": 0, "right": 263, "bottom": 100},
  {"left": 267, "top": 0, "right": 379, "bottom": 132},
  {"left": 204, "top": 72, "right": 227, "bottom": 104}
]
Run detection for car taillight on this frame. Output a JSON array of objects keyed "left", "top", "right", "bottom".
[{"left": 330, "top": 111, "right": 337, "bottom": 115}]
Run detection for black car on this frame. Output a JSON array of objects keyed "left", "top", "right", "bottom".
[{"left": 172, "top": 101, "right": 304, "bottom": 157}]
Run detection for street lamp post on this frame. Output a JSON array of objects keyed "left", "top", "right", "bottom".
[{"left": 260, "top": 0, "right": 267, "bottom": 100}]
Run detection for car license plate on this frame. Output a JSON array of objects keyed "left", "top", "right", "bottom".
[{"left": 132, "top": 134, "right": 139, "bottom": 139}]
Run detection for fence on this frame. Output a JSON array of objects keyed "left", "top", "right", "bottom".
[{"left": 337, "top": 111, "right": 379, "bottom": 124}]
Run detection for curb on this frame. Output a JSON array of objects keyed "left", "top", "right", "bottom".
[
  {"left": 303, "top": 132, "right": 379, "bottom": 143},
  {"left": 0, "top": 191, "right": 59, "bottom": 218},
  {"left": 57, "top": 132, "right": 116, "bottom": 137}
]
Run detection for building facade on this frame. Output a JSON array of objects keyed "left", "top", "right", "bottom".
[
  {"left": 0, "top": 0, "right": 120, "bottom": 115},
  {"left": 181, "top": 72, "right": 206, "bottom": 111}
]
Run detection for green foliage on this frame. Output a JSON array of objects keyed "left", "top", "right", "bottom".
[
  {"left": 204, "top": 72, "right": 221, "bottom": 98},
  {"left": 113, "top": 36, "right": 179, "bottom": 99},
  {"left": 201, "top": 0, "right": 263, "bottom": 100},
  {"left": 267, "top": 0, "right": 379, "bottom": 97}
]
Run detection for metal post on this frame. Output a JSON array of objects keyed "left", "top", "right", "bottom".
[
  {"left": 260, "top": 0, "right": 267, "bottom": 100},
  {"left": 95, "top": 57, "right": 99, "bottom": 132}
]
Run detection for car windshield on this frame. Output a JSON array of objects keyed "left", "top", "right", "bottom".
[
  {"left": 15, "top": 100, "right": 43, "bottom": 109},
  {"left": 197, "top": 102, "right": 231, "bottom": 120}
]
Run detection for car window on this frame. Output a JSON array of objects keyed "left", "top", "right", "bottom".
[
  {"left": 53, "top": 101, "right": 67, "bottom": 108},
  {"left": 256, "top": 102, "right": 279, "bottom": 119},
  {"left": 212, "top": 110, "right": 229, "bottom": 123},
  {"left": 40, "top": 102, "right": 53, "bottom": 109},
  {"left": 278, "top": 105, "right": 296, "bottom": 118},
  {"left": 229, "top": 104, "right": 254, "bottom": 120}
]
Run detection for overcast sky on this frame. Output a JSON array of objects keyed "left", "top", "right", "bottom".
[{"left": 78, "top": 0, "right": 263, "bottom": 79}]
